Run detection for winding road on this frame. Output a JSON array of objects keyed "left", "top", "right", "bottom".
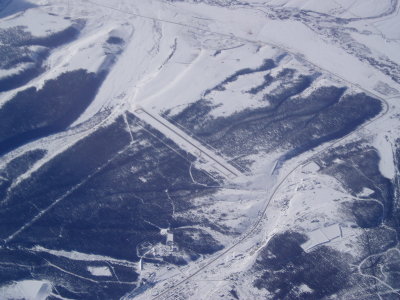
[{"left": 71, "top": 0, "right": 395, "bottom": 298}]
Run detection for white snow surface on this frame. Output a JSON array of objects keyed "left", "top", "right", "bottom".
[
  {"left": 0, "top": 8, "right": 71, "bottom": 36},
  {"left": 31, "top": 246, "right": 136, "bottom": 266},
  {"left": 276, "top": 0, "right": 394, "bottom": 18},
  {"left": 373, "top": 132, "right": 396, "bottom": 179},
  {"left": 0, "top": 280, "right": 52, "bottom": 300},
  {"left": 301, "top": 224, "right": 342, "bottom": 251},
  {"left": 87, "top": 266, "right": 113, "bottom": 277},
  {"left": 1, "top": 0, "right": 400, "bottom": 299}
]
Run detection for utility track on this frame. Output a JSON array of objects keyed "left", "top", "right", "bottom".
[{"left": 76, "top": 1, "right": 393, "bottom": 298}]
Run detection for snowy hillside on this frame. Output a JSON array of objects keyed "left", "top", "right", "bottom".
[{"left": 0, "top": 0, "right": 400, "bottom": 299}]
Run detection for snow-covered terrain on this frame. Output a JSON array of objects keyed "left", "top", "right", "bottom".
[{"left": 0, "top": 0, "right": 400, "bottom": 299}]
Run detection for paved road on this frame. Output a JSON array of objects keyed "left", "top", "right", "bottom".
[
  {"left": 77, "top": 1, "right": 393, "bottom": 298},
  {"left": 150, "top": 91, "right": 389, "bottom": 300}
]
